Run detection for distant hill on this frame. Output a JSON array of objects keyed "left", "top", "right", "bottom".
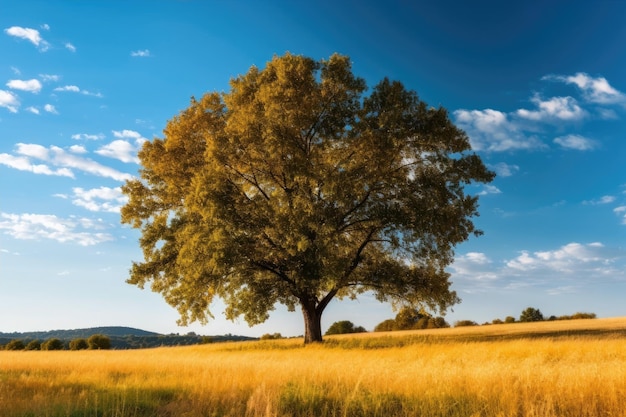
[{"left": 0, "top": 326, "right": 257, "bottom": 349}]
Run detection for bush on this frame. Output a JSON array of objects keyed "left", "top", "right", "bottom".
[
  {"left": 373, "top": 319, "right": 396, "bottom": 332},
  {"left": 69, "top": 338, "right": 89, "bottom": 350},
  {"left": 504, "top": 316, "right": 516, "bottom": 323},
  {"left": 325, "top": 320, "right": 367, "bottom": 335},
  {"left": 492, "top": 318, "right": 504, "bottom": 325},
  {"left": 25, "top": 340, "right": 41, "bottom": 350},
  {"left": 374, "top": 308, "right": 449, "bottom": 332},
  {"left": 88, "top": 334, "right": 111, "bottom": 350},
  {"left": 5, "top": 339, "right": 25, "bottom": 350},
  {"left": 454, "top": 320, "right": 478, "bottom": 327},
  {"left": 519, "top": 307, "right": 544, "bottom": 322},
  {"left": 260, "top": 333, "right": 283, "bottom": 340},
  {"left": 41, "top": 338, "right": 64, "bottom": 350}
]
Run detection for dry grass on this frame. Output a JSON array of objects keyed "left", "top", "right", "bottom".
[{"left": 2, "top": 317, "right": 626, "bottom": 416}]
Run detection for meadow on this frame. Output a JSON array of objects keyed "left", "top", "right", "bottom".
[{"left": 2, "top": 317, "right": 626, "bottom": 417}]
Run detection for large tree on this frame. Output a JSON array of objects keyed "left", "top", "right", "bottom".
[{"left": 121, "top": 53, "right": 494, "bottom": 343}]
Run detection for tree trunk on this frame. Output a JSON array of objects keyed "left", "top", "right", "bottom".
[{"left": 301, "top": 302, "right": 323, "bottom": 344}]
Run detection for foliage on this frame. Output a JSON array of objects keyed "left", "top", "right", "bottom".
[
  {"left": 5, "top": 339, "right": 25, "bottom": 350},
  {"left": 454, "top": 320, "right": 478, "bottom": 327},
  {"left": 121, "top": 52, "right": 494, "bottom": 343},
  {"left": 504, "top": 316, "right": 516, "bottom": 323},
  {"left": 374, "top": 307, "right": 449, "bottom": 331},
  {"left": 87, "top": 334, "right": 111, "bottom": 350},
  {"left": 69, "top": 338, "right": 89, "bottom": 350},
  {"left": 325, "top": 320, "right": 367, "bottom": 335},
  {"left": 24, "top": 340, "right": 40, "bottom": 351},
  {"left": 41, "top": 338, "right": 64, "bottom": 350},
  {"left": 260, "top": 333, "right": 283, "bottom": 340},
  {"left": 520, "top": 307, "right": 544, "bottom": 322}
]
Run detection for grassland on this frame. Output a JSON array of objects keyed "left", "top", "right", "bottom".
[{"left": 2, "top": 317, "right": 626, "bottom": 417}]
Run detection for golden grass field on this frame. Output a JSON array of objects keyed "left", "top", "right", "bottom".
[{"left": 2, "top": 317, "right": 626, "bottom": 416}]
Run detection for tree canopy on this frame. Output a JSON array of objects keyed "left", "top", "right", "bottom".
[{"left": 121, "top": 53, "right": 494, "bottom": 343}]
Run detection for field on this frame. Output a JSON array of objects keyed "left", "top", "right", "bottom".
[{"left": 2, "top": 318, "right": 626, "bottom": 417}]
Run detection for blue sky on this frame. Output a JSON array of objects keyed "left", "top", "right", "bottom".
[{"left": 1, "top": 1, "right": 625, "bottom": 336}]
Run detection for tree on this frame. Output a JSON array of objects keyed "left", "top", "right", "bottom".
[
  {"left": 25, "top": 340, "right": 41, "bottom": 350},
  {"left": 121, "top": 53, "right": 494, "bottom": 343},
  {"left": 325, "top": 320, "right": 366, "bottom": 335},
  {"left": 41, "top": 338, "right": 64, "bottom": 350},
  {"left": 87, "top": 334, "right": 111, "bottom": 350},
  {"left": 69, "top": 338, "right": 89, "bottom": 350},
  {"left": 5, "top": 339, "right": 25, "bottom": 350},
  {"left": 519, "top": 307, "right": 544, "bottom": 322}
]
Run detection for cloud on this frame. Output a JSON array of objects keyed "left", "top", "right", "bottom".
[
  {"left": 69, "top": 145, "right": 88, "bottom": 154},
  {"left": 477, "top": 184, "right": 502, "bottom": 196},
  {"left": 131, "top": 49, "right": 151, "bottom": 57},
  {"left": 0, "top": 90, "right": 20, "bottom": 113},
  {"left": 553, "top": 134, "right": 597, "bottom": 151},
  {"left": 490, "top": 162, "right": 519, "bottom": 177},
  {"left": 70, "top": 186, "right": 128, "bottom": 213},
  {"left": 454, "top": 109, "right": 545, "bottom": 152},
  {"left": 7, "top": 143, "right": 133, "bottom": 181},
  {"left": 506, "top": 242, "right": 617, "bottom": 273},
  {"left": 40, "top": 74, "right": 60, "bottom": 82},
  {"left": 516, "top": 95, "right": 585, "bottom": 122},
  {"left": 6, "top": 79, "right": 42, "bottom": 93},
  {"left": 65, "top": 42, "right": 76, "bottom": 52},
  {"left": 4, "top": 26, "right": 49, "bottom": 50},
  {"left": 583, "top": 195, "right": 616, "bottom": 205},
  {"left": 54, "top": 85, "right": 102, "bottom": 97},
  {"left": 112, "top": 129, "right": 148, "bottom": 141},
  {"left": 26, "top": 106, "right": 40, "bottom": 114},
  {"left": 72, "top": 133, "right": 105, "bottom": 140},
  {"left": 546, "top": 72, "right": 626, "bottom": 105},
  {"left": 614, "top": 206, "right": 626, "bottom": 225},
  {"left": 44, "top": 104, "right": 58, "bottom": 114},
  {"left": 96, "top": 140, "right": 141, "bottom": 163},
  {"left": 0, "top": 212, "right": 113, "bottom": 246},
  {"left": 0, "top": 153, "right": 74, "bottom": 177}
]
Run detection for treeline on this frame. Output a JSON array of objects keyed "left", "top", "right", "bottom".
[
  {"left": 0, "top": 333, "right": 256, "bottom": 350},
  {"left": 1, "top": 334, "right": 111, "bottom": 351}
]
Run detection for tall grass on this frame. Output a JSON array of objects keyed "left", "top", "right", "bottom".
[{"left": 2, "top": 317, "right": 626, "bottom": 416}]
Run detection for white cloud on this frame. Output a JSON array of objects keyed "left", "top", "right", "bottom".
[
  {"left": 65, "top": 42, "right": 76, "bottom": 52},
  {"left": 516, "top": 95, "right": 585, "bottom": 121},
  {"left": 6, "top": 79, "right": 42, "bottom": 93},
  {"left": 72, "top": 133, "right": 105, "bottom": 140},
  {"left": 41, "top": 24, "right": 50, "bottom": 31},
  {"left": 54, "top": 85, "right": 80, "bottom": 92},
  {"left": 506, "top": 242, "right": 614, "bottom": 273},
  {"left": 96, "top": 140, "right": 141, "bottom": 163},
  {"left": 0, "top": 90, "right": 20, "bottom": 113},
  {"left": 614, "top": 206, "right": 626, "bottom": 225},
  {"left": 25, "top": 106, "right": 40, "bottom": 114},
  {"left": 0, "top": 212, "right": 113, "bottom": 246},
  {"left": 71, "top": 186, "right": 128, "bottom": 213},
  {"left": 546, "top": 72, "right": 626, "bottom": 105},
  {"left": 7, "top": 143, "right": 133, "bottom": 181},
  {"left": 490, "top": 162, "right": 519, "bottom": 177},
  {"left": 478, "top": 184, "right": 502, "bottom": 196},
  {"left": 69, "top": 145, "right": 88, "bottom": 154},
  {"left": 553, "top": 134, "right": 597, "bottom": 151},
  {"left": 112, "top": 129, "right": 148, "bottom": 141},
  {"left": 583, "top": 195, "right": 616, "bottom": 205},
  {"left": 44, "top": 104, "right": 58, "bottom": 114},
  {"left": 454, "top": 109, "right": 545, "bottom": 152},
  {"left": 11, "top": 66, "right": 21, "bottom": 75},
  {"left": 4, "top": 26, "right": 49, "bottom": 50},
  {"left": 0, "top": 153, "right": 74, "bottom": 177},
  {"left": 40, "top": 74, "right": 60, "bottom": 82},
  {"left": 131, "top": 49, "right": 151, "bottom": 57},
  {"left": 449, "top": 252, "right": 497, "bottom": 282}
]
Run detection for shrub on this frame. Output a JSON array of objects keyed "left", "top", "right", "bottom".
[
  {"left": 492, "top": 318, "right": 504, "bottom": 325},
  {"left": 519, "top": 307, "right": 544, "bottom": 322},
  {"left": 373, "top": 319, "right": 396, "bottom": 332},
  {"left": 41, "top": 338, "right": 64, "bottom": 350},
  {"left": 454, "top": 320, "right": 478, "bottom": 327},
  {"left": 260, "top": 333, "right": 283, "bottom": 340},
  {"left": 504, "top": 316, "right": 516, "bottom": 323},
  {"left": 69, "top": 338, "right": 89, "bottom": 350},
  {"left": 571, "top": 312, "right": 597, "bottom": 320},
  {"left": 25, "top": 340, "right": 41, "bottom": 350},
  {"left": 88, "top": 334, "right": 111, "bottom": 350},
  {"left": 325, "top": 320, "right": 367, "bottom": 335},
  {"left": 5, "top": 339, "right": 25, "bottom": 350}
]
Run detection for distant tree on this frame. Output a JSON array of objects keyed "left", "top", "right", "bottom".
[
  {"left": 519, "top": 307, "right": 544, "bottom": 323},
  {"left": 373, "top": 319, "right": 396, "bottom": 332},
  {"left": 41, "top": 338, "right": 64, "bottom": 351},
  {"left": 504, "top": 316, "right": 516, "bottom": 323},
  {"left": 325, "top": 320, "right": 367, "bottom": 335},
  {"left": 454, "top": 320, "right": 478, "bottom": 327},
  {"left": 88, "top": 334, "right": 111, "bottom": 350},
  {"left": 25, "top": 340, "right": 41, "bottom": 350},
  {"left": 571, "top": 312, "right": 596, "bottom": 320},
  {"left": 260, "top": 333, "right": 283, "bottom": 340},
  {"left": 5, "top": 339, "right": 25, "bottom": 351},
  {"left": 492, "top": 318, "right": 504, "bottom": 325},
  {"left": 121, "top": 53, "right": 494, "bottom": 344},
  {"left": 69, "top": 338, "right": 89, "bottom": 350}
]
